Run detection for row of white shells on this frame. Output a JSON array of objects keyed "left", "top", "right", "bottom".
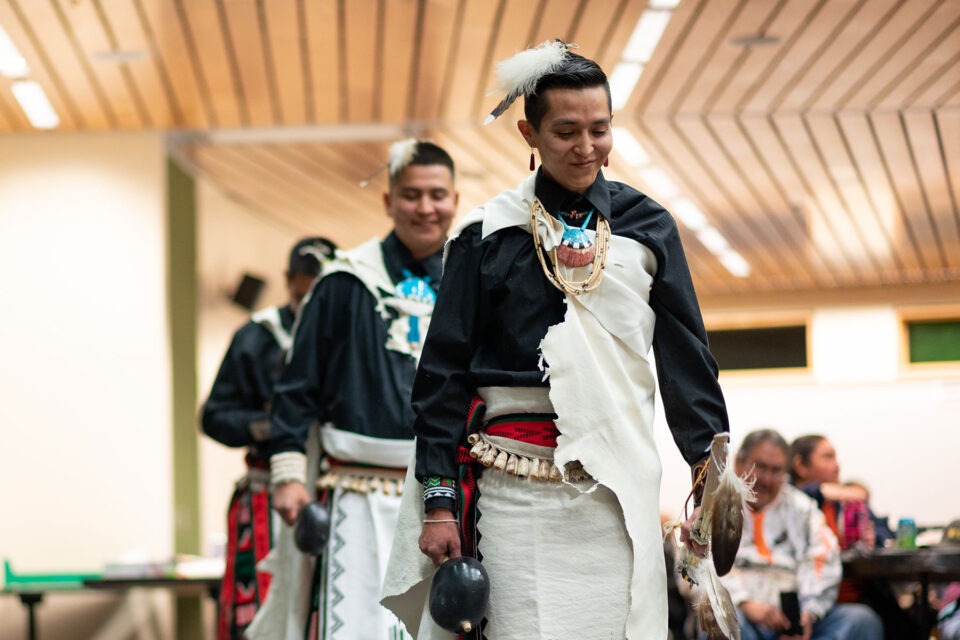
[
  {"left": 467, "top": 433, "right": 590, "bottom": 483},
  {"left": 315, "top": 472, "right": 405, "bottom": 496}
]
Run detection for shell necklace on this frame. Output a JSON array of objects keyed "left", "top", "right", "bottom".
[{"left": 529, "top": 198, "right": 610, "bottom": 296}]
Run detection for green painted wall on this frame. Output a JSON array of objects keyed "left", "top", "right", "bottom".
[{"left": 167, "top": 157, "right": 204, "bottom": 639}]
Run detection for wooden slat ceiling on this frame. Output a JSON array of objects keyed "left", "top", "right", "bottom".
[
  {"left": 1, "top": 0, "right": 958, "bottom": 298},
  {"left": 627, "top": 0, "right": 960, "bottom": 296}
]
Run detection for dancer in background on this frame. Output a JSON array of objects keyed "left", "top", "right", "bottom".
[{"left": 201, "top": 237, "right": 335, "bottom": 640}]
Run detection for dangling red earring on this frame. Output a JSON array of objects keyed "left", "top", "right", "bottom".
[
  {"left": 603, "top": 157, "right": 609, "bottom": 167},
  {"left": 529, "top": 152, "right": 535, "bottom": 171}
]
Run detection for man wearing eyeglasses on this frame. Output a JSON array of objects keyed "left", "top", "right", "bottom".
[{"left": 722, "top": 429, "right": 883, "bottom": 640}]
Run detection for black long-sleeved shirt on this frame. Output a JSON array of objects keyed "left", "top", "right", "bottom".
[
  {"left": 202, "top": 305, "right": 295, "bottom": 459},
  {"left": 413, "top": 170, "right": 729, "bottom": 481},
  {"left": 270, "top": 232, "right": 443, "bottom": 455}
]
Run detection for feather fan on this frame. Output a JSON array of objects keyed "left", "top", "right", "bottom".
[{"left": 680, "top": 548, "right": 739, "bottom": 640}]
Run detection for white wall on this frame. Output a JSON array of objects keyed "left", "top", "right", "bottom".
[
  {"left": 655, "top": 304, "right": 960, "bottom": 528},
  {"left": 0, "top": 131, "right": 171, "bottom": 569},
  {"left": 0, "top": 132, "right": 174, "bottom": 638}
]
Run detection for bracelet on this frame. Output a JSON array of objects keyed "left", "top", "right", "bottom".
[{"left": 423, "top": 519, "right": 459, "bottom": 524}]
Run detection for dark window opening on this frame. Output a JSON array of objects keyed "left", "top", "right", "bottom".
[{"left": 706, "top": 325, "right": 807, "bottom": 371}]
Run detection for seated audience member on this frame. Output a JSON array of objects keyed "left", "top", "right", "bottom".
[
  {"left": 722, "top": 429, "right": 883, "bottom": 640},
  {"left": 790, "top": 435, "right": 918, "bottom": 638},
  {"left": 789, "top": 435, "right": 894, "bottom": 551}
]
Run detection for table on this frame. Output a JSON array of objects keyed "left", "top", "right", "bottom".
[
  {"left": 2, "top": 560, "right": 100, "bottom": 640},
  {"left": 2, "top": 559, "right": 220, "bottom": 640},
  {"left": 842, "top": 547, "right": 960, "bottom": 636}
]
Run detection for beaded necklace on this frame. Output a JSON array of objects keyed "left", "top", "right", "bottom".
[{"left": 528, "top": 198, "right": 610, "bottom": 295}]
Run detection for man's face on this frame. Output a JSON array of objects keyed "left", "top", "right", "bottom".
[
  {"left": 286, "top": 272, "right": 316, "bottom": 312},
  {"left": 796, "top": 438, "right": 840, "bottom": 484},
  {"left": 384, "top": 164, "right": 458, "bottom": 260},
  {"left": 518, "top": 85, "right": 613, "bottom": 194},
  {"left": 736, "top": 441, "right": 788, "bottom": 511}
]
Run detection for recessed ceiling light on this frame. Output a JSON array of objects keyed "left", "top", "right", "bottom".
[
  {"left": 613, "top": 127, "right": 650, "bottom": 167},
  {"left": 90, "top": 49, "right": 149, "bottom": 63},
  {"left": 623, "top": 9, "right": 674, "bottom": 63},
  {"left": 609, "top": 62, "right": 644, "bottom": 111},
  {"left": 730, "top": 34, "right": 781, "bottom": 47},
  {"left": 0, "top": 25, "right": 29, "bottom": 78},
  {"left": 11, "top": 80, "right": 59, "bottom": 129}
]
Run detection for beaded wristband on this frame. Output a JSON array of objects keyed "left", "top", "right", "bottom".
[{"left": 423, "top": 476, "right": 457, "bottom": 503}]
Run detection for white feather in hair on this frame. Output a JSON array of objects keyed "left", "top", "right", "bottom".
[
  {"left": 484, "top": 40, "right": 571, "bottom": 125},
  {"left": 388, "top": 138, "right": 420, "bottom": 177}
]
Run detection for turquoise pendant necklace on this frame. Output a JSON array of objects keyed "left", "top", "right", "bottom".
[
  {"left": 556, "top": 209, "right": 596, "bottom": 268},
  {"left": 394, "top": 269, "right": 436, "bottom": 345}
]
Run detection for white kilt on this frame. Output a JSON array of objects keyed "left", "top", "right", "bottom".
[{"left": 476, "top": 469, "right": 633, "bottom": 639}]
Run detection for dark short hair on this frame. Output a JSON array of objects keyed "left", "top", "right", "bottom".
[
  {"left": 524, "top": 51, "right": 611, "bottom": 130},
  {"left": 736, "top": 429, "right": 790, "bottom": 464},
  {"left": 389, "top": 141, "right": 455, "bottom": 187},
  {"left": 788, "top": 434, "right": 827, "bottom": 484},
  {"left": 288, "top": 237, "right": 337, "bottom": 277}
]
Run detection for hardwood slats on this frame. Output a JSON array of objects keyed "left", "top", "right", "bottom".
[
  {"left": 262, "top": 0, "right": 307, "bottom": 126},
  {"left": 848, "top": 1, "right": 960, "bottom": 110},
  {"left": 868, "top": 110, "right": 946, "bottom": 269},
  {"left": 61, "top": 0, "right": 147, "bottom": 128},
  {"left": 302, "top": 0, "right": 342, "bottom": 123},
  {"left": 902, "top": 109, "right": 960, "bottom": 269},
  {"left": 342, "top": 0, "right": 379, "bottom": 123},
  {"left": 809, "top": 0, "right": 938, "bottom": 111},
  {"left": 138, "top": 0, "right": 211, "bottom": 128},
  {"left": 104, "top": 0, "right": 178, "bottom": 128},
  {"left": 219, "top": 0, "right": 275, "bottom": 126},
  {"left": 177, "top": 0, "right": 243, "bottom": 128},
  {"left": 379, "top": 0, "right": 420, "bottom": 123},
  {"left": 0, "top": 0, "right": 956, "bottom": 294}
]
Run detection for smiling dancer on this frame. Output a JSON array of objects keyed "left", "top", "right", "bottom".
[
  {"left": 254, "top": 140, "right": 458, "bottom": 640},
  {"left": 383, "top": 41, "right": 729, "bottom": 639}
]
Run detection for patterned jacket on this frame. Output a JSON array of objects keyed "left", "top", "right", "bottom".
[{"left": 720, "top": 483, "right": 841, "bottom": 620}]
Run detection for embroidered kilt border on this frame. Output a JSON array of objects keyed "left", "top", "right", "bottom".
[
  {"left": 455, "top": 397, "right": 561, "bottom": 640},
  {"left": 219, "top": 480, "right": 274, "bottom": 640}
]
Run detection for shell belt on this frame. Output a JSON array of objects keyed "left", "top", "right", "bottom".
[
  {"left": 315, "top": 462, "right": 407, "bottom": 497},
  {"left": 466, "top": 430, "right": 591, "bottom": 483}
]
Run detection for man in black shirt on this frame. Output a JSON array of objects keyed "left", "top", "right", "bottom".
[
  {"left": 201, "top": 236, "right": 334, "bottom": 640},
  {"left": 383, "top": 43, "right": 725, "bottom": 639},
  {"left": 259, "top": 141, "right": 458, "bottom": 639}
]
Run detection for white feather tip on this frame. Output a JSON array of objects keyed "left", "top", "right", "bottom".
[{"left": 718, "top": 461, "right": 756, "bottom": 511}]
